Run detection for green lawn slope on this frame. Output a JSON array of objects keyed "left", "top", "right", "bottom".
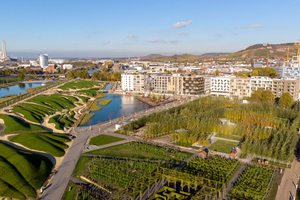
[
  {"left": 0, "top": 115, "right": 48, "bottom": 134},
  {"left": 13, "top": 103, "right": 54, "bottom": 123},
  {"left": 11, "top": 133, "right": 71, "bottom": 157},
  {"left": 58, "top": 80, "right": 100, "bottom": 90},
  {"left": 89, "top": 134, "right": 124, "bottom": 146},
  {"left": 28, "top": 94, "right": 78, "bottom": 110},
  {"left": 0, "top": 142, "right": 53, "bottom": 199}
]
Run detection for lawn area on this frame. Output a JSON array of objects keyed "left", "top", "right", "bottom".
[
  {"left": 77, "top": 88, "right": 98, "bottom": 97},
  {"left": 73, "top": 156, "right": 93, "bottom": 177},
  {"left": 0, "top": 77, "right": 20, "bottom": 84},
  {"left": 0, "top": 142, "right": 53, "bottom": 199},
  {"left": 13, "top": 103, "right": 55, "bottom": 123},
  {"left": 49, "top": 114, "right": 74, "bottom": 130},
  {"left": 74, "top": 95, "right": 90, "bottom": 103},
  {"left": 85, "top": 141, "right": 193, "bottom": 161},
  {"left": 208, "top": 140, "right": 239, "bottom": 154},
  {"left": 215, "top": 133, "right": 243, "bottom": 142},
  {"left": 28, "top": 94, "right": 78, "bottom": 110},
  {"left": 89, "top": 134, "right": 125, "bottom": 146},
  {"left": 173, "top": 141, "right": 200, "bottom": 149},
  {"left": 62, "top": 182, "right": 77, "bottom": 200},
  {"left": 10, "top": 132, "right": 71, "bottom": 157},
  {"left": 0, "top": 114, "right": 49, "bottom": 134},
  {"left": 80, "top": 113, "right": 95, "bottom": 125},
  {"left": 58, "top": 80, "right": 100, "bottom": 90}
]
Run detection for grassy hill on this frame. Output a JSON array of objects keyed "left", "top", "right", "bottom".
[{"left": 140, "top": 43, "right": 298, "bottom": 62}]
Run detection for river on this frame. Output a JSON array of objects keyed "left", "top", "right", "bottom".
[
  {"left": 0, "top": 81, "right": 55, "bottom": 99},
  {"left": 80, "top": 84, "right": 148, "bottom": 126}
]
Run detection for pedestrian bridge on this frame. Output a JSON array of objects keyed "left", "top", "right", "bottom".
[{"left": 98, "top": 90, "right": 109, "bottom": 93}]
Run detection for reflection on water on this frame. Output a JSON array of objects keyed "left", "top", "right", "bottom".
[
  {"left": 80, "top": 84, "right": 148, "bottom": 126},
  {"left": 0, "top": 81, "right": 55, "bottom": 99}
]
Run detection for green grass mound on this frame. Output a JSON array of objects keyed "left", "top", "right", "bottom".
[
  {"left": 208, "top": 140, "right": 239, "bottom": 154},
  {"left": 28, "top": 94, "right": 78, "bottom": 111},
  {"left": 49, "top": 114, "right": 74, "bottom": 130},
  {"left": 77, "top": 88, "right": 98, "bottom": 97},
  {"left": 11, "top": 133, "right": 70, "bottom": 157},
  {"left": 89, "top": 134, "right": 124, "bottom": 146},
  {"left": 85, "top": 141, "right": 192, "bottom": 161},
  {"left": 98, "top": 99, "right": 112, "bottom": 106},
  {"left": 59, "top": 80, "right": 100, "bottom": 90},
  {"left": 75, "top": 103, "right": 83, "bottom": 106},
  {"left": 13, "top": 103, "right": 55, "bottom": 123},
  {"left": 97, "top": 92, "right": 107, "bottom": 98},
  {"left": 89, "top": 100, "right": 102, "bottom": 111},
  {"left": 80, "top": 113, "right": 95, "bottom": 125},
  {"left": 0, "top": 142, "right": 53, "bottom": 199},
  {"left": 0, "top": 115, "right": 48, "bottom": 134},
  {"left": 75, "top": 95, "right": 90, "bottom": 103}
]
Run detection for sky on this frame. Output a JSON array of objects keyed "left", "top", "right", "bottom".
[{"left": 1, "top": 0, "right": 300, "bottom": 58}]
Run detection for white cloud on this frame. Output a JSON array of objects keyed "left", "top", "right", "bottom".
[
  {"left": 169, "top": 40, "right": 181, "bottom": 44},
  {"left": 250, "top": 24, "right": 261, "bottom": 27},
  {"left": 103, "top": 40, "right": 111, "bottom": 44},
  {"left": 147, "top": 39, "right": 167, "bottom": 43},
  {"left": 127, "top": 35, "right": 138, "bottom": 38},
  {"left": 178, "top": 32, "right": 189, "bottom": 35},
  {"left": 172, "top": 20, "right": 193, "bottom": 28}
]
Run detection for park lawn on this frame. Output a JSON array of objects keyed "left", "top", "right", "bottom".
[
  {"left": 208, "top": 140, "right": 239, "bottom": 154},
  {"left": 13, "top": 103, "right": 54, "bottom": 123},
  {"left": 75, "top": 95, "right": 90, "bottom": 103},
  {"left": 85, "top": 143, "right": 193, "bottom": 161},
  {"left": 77, "top": 88, "right": 98, "bottom": 97},
  {"left": 49, "top": 115, "right": 74, "bottom": 130},
  {"left": 28, "top": 94, "right": 78, "bottom": 110},
  {"left": 73, "top": 156, "right": 93, "bottom": 177},
  {"left": 69, "top": 110, "right": 76, "bottom": 120},
  {"left": 58, "top": 80, "right": 100, "bottom": 90},
  {"left": 0, "top": 142, "right": 53, "bottom": 199},
  {"left": 0, "top": 114, "right": 49, "bottom": 134},
  {"left": 80, "top": 113, "right": 95, "bottom": 125},
  {"left": 62, "top": 182, "right": 78, "bottom": 200},
  {"left": 89, "top": 134, "right": 125, "bottom": 146},
  {"left": 76, "top": 103, "right": 83, "bottom": 106},
  {"left": 10, "top": 132, "right": 70, "bottom": 157},
  {"left": 215, "top": 133, "right": 243, "bottom": 142},
  {"left": 173, "top": 141, "right": 200, "bottom": 150}
]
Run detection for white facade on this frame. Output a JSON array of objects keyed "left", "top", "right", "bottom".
[
  {"left": 204, "top": 77, "right": 211, "bottom": 94},
  {"left": 39, "top": 54, "right": 48, "bottom": 69},
  {"left": 63, "top": 64, "right": 75, "bottom": 70},
  {"left": 1, "top": 40, "right": 6, "bottom": 58},
  {"left": 250, "top": 76, "right": 273, "bottom": 92},
  {"left": 211, "top": 77, "right": 230, "bottom": 96},
  {"left": 121, "top": 74, "right": 134, "bottom": 91}
]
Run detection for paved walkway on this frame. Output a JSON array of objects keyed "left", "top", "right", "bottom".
[{"left": 83, "top": 139, "right": 135, "bottom": 153}]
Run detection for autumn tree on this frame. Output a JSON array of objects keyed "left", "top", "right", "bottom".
[
  {"left": 279, "top": 92, "right": 294, "bottom": 108},
  {"left": 249, "top": 88, "right": 275, "bottom": 103}
]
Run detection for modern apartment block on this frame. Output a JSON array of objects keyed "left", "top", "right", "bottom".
[
  {"left": 282, "top": 65, "right": 300, "bottom": 79},
  {"left": 183, "top": 75, "right": 204, "bottom": 95},
  {"left": 272, "top": 79, "right": 300, "bottom": 101},
  {"left": 121, "top": 74, "right": 146, "bottom": 92},
  {"left": 204, "top": 77, "right": 211, "bottom": 94},
  {"left": 250, "top": 76, "right": 273, "bottom": 93},
  {"left": 210, "top": 77, "right": 230, "bottom": 97},
  {"left": 229, "top": 77, "right": 251, "bottom": 99}
]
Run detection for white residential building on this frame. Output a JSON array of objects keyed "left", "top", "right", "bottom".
[
  {"left": 250, "top": 76, "right": 273, "bottom": 93},
  {"left": 63, "top": 64, "right": 75, "bottom": 70},
  {"left": 210, "top": 77, "right": 230, "bottom": 97},
  {"left": 121, "top": 74, "right": 146, "bottom": 92}
]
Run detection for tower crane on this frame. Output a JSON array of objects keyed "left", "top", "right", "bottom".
[
  {"left": 294, "top": 39, "right": 300, "bottom": 64},
  {"left": 286, "top": 47, "right": 289, "bottom": 66}
]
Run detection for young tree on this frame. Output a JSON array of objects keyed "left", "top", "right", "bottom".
[
  {"left": 18, "top": 72, "right": 25, "bottom": 81},
  {"left": 108, "top": 113, "right": 113, "bottom": 124},
  {"left": 279, "top": 92, "right": 294, "bottom": 107},
  {"left": 97, "top": 121, "right": 101, "bottom": 133},
  {"left": 215, "top": 70, "right": 219, "bottom": 76}
]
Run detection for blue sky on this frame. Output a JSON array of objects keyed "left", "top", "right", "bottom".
[{"left": 1, "top": 0, "right": 300, "bottom": 58}]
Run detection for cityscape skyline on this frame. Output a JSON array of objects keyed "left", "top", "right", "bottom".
[{"left": 1, "top": 0, "right": 300, "bottom": 58}]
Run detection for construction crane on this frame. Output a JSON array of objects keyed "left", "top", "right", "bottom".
[
  {"left": 294, "top": 39, "right": 300, "bottom": 64},
  {"left": 286, "top": 47, "right": 289, "bottom": 66}
]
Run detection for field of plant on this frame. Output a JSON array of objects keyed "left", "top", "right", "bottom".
[
  {"left": 228, "top": 165, "right": 276, "bottom": 200},
  {"left": 86, "top": 141, "right": 192, "bottom": 161},
  {"left": 149, "top": 186, "right": 191, "bottom": 200},
  {"left": 89, "top": 134, "right": 124, "bottom": 146},
  {"left": 75, "top": 95, "right": 90, "bottom": 103},
  {"left": 84, "top": 157, "right": 178, "bottom": 190},
  {"left": 208, "top": 140, "right": 239, "bottom": 154},
  {"left": 98, "top": 99, "right": 111, "bottom": 106},
  {"left": 0, "top": 142, "right": 53, "bottom": 199},
  {"left": 28, "top": 94, "right": 78, "bottom": 110},
  {"left": 122, "top": 96, "right": 300, "bottom": 162},
  {"left": 25, "top": 83, "right": 51, "bottom": 92},
  {"left": 0, "top": 114, "right": 49, "bottom": 134},
  {"left": 11, "top": 132, "right": 70, "bottom": 157},
  {"left": 49, "top": 114, "right": 75, "bottom": 130},
  {"left": 80, "top": 113, "right": 95, "bottom": 125},
  {"left": 58, "top": 80, "right": 101, "bottom": 90},
  {"left": 89, "top": 100, "right": 102, "bottom": 111},
  {"left": 97, "top": 92, "right": 107, "bottom": 98},
  {"left": 182, "top": 156, "right": 240, "bottom": 183}
]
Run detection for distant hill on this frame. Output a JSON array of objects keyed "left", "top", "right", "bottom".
[{"left": 140, "top": 43, "right": 298, "bottom": 62}]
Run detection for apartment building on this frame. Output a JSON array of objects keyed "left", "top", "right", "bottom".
[
  {"left": 204, "top": 77, "right": 211, "bottom": 94},
  {"left": 182, "top": 75, "right": 204, "bottom": 95},
  {"left": 121, "top": 74, "right": 146, "bottom": 92},
  {"left": 282, "top": 65, "right": 300, "bottom": 79},
  {"left": 250, "top": 76, "right": 273, "bottom": 93},
  {"left": 229, "top": 77, "right": 251, "bottom": 99},
  {"left": 210, "top": 77, "right": 230, "bottom": 97},
  {"left": 272, "top": 79, "right": 300, "bottom": 101}
]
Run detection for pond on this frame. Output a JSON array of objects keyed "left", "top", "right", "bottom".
[
  {"left": 0, "top": 81, "right": 55, "bottom": 99},
  {"left": 80, "top": 84, "right": 148, "bottom": 126}
]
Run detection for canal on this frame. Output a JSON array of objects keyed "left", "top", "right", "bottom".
[
  {"left": 80, "top": 84, "right": 148, "bottom": 126},
  {"left": 0, "top": 81, "right": 55, "bottom": 99}
]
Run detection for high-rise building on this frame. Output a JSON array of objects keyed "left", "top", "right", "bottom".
[
  {"left": 39, "top": 54, "right": 49, "bottom": 69},
  {"left": 1, "top": 40, "right": 7, "bottom": 58}
]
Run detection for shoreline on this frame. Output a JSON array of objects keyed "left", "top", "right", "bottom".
[{"left": 22, "top": 79, "right": 55, "bottom": 83}]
